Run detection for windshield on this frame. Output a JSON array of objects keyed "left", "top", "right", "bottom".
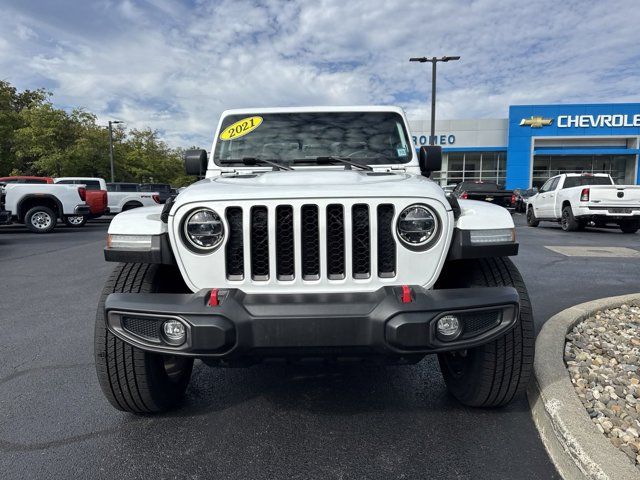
[{"left": 213, "top": 112, "right": 413, "bottom": 166}]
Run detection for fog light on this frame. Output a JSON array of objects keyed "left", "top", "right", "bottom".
[
  {"left": 436, "top": 315, "right": 461, "bottom": 341},
  {"left": 162, "top": 319, "right": 186, "bottom": 345}
]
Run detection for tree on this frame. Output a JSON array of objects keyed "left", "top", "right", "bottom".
[
  {"left": 0, "top": 80, "right": 200, "bottom": 186},
  {"left": 0, "top": 80, "right": 49, "bottom": 175}
]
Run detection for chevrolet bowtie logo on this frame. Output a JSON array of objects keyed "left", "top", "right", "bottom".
[{"left": 520, "top": 116, "right": 553, "bottom": 128}]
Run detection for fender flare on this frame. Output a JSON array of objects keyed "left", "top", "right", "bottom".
[{"left": 17, "top": 194, "right": 64, "bottom": 221}]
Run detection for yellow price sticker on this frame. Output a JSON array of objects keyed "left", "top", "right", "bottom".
[{"left": 219, "top": 116, "right": 263, "bottom": 141}]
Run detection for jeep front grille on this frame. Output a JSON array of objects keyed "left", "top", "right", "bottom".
[{"left": 224, "top": 203, "right": 397, "bottom": 282}]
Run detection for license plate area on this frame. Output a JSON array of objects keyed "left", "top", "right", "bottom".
[{"left": 609, "top": 208, "right": 632, "bottom": 214}]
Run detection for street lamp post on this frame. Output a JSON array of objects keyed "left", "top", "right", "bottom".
[
  {"left": 108, "top": 120, "right": 123, "bottom": 183},
  {"left": 409, "top": 56, "right": 460, "bottom": 145}
]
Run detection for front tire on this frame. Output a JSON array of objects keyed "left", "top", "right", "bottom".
[
  {"left": 64, "top": 215, "right": 87, "bottom": 227},
  {"left": 94, "top": 263, "right": 193, "bottom": 414},
  {"left": 25, "top": 206, "right": 57, "bottom": 233},
  {"left": 435, "top": 258, "right": 535, "bottom": 408},
  {"left": 526, "top": 206, "right": 539, "bottom": 227}
]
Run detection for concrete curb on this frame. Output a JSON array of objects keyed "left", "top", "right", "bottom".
[{"left": 528, "top": 293, "right": 640, "bottom": 480}]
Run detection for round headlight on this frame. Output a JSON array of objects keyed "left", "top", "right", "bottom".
[
  {"left": 183, "top": 208, "right": 224, "bottom": 251},
  {"left": 397, "top": 204, "right": 439, "bottom": 248}
]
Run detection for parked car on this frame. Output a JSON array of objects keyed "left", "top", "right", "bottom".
[
  {"left": 106, "top": 182, "right": 161, "bottom": 213},
  {"left": 0, "top": 176, "right": 54, "bottom": 184},
  {"left": 3, "top": 182, "right": 90, "bottom": 233},
  {"left": 140, "top": 183, "right": 173, "bottom": 203},
  {"left": 96, "top": 106, "right": 532, "bottom": 414},
  {"left": 452, "top": 181, "right": 516, "bottom": 212},
  {"left": 54, "top": 177, "right": 110, "bottom": 226},
  {"left": 513, "top": 188, "right": 537, "bottom": 213},
  {"left": 526, "top": 173, "right": 640, "bottom": 233}
]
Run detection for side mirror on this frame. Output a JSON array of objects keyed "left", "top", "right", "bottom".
[
  {"left": 418, "top": 145, "right": 442, "bottom": 177},
  {"left": 184, "top": 149, "right": 208, "bottom": 177}
]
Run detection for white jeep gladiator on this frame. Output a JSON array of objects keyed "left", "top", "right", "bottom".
[
  {"left": 3, "top": 182, "right": 90, "bottom": 233},
  {"left": 526, "top": 173, "right": 640, "bottom": 233},
  {"left": 96, "top": 106, "right": 533, "bottom": 413}
]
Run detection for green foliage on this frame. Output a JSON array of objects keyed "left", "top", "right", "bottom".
[{"left": 0, "top": 80, "right": 199, "bottom": 186}]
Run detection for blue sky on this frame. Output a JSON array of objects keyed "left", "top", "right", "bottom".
[{"left": 1, "top": 0, "right": 639, "bottom": 148}]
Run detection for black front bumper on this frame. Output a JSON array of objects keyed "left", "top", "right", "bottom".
[{"left": 104, "top": 286, "right": 519, "bottom": 361}]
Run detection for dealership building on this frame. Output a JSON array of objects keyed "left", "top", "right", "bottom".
[{"left": 408, "top": 103, "right": 640, "bottom": 189}]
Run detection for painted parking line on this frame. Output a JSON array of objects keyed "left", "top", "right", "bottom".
[{"left": 545, "top": 246, "right": 640, "bottom": 258}]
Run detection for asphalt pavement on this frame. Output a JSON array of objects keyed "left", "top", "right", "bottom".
[{"left": 0, "top": 215, "right": 638, "bottom": 479}]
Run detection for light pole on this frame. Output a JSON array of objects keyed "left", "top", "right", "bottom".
[
  {"left": 409, "top": 56, "right": 460, "bottom": 145},
  {"left": 108, "top": 120, "right": 123, "bottom": 182}
]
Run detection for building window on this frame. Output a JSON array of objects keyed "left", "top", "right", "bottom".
[
  {"left": 532, "top": 154, "right": 631, "bottom": 188},
  {"left": 442, "top": 151, "right": 507, "bottom": 186}
]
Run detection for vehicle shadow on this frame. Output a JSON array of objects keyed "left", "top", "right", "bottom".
[{"left": 170, "top": 358, "right": 533, "bottom": 418}]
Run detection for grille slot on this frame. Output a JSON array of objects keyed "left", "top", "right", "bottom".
[
  {"left": 122, "top": 316, "right": 162, "bottom": 342},
  {"left": 276, "top": 205, "right": 295, "bottom": 280},
  {"left": 301, "top": 205, "right": 320, "bottom": 280},
  {"left": 352, "top": 204, "right": 370, "bottom": 278},
  {"left": 377, "top": 204, "right": 396, "bottom": 277},
  {"left": 460, "top": 310, "right": 502, "bottom": 338},
  {"left": 225, "top": 207, "right": 244, "bottom": 280},
  {"left": 326, "top": 204, "right": 345, "bottom": 279},
  {"left": 251, "top": 206, "right": 269, "bottom": 280}
]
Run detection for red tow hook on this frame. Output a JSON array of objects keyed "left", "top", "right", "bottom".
[
  {"left": 208, "top": 288, "right": 220, "bottom": 307},
  {"left": 401, "top": 285, "right": 413, "bottom": 303}
]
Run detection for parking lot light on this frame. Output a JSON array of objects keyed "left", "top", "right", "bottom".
[
  {"left": 409, "top": 55, "right": 460, "bottom": 145},
  {"left": 108, "top": 120, "right": 124, "bottom": 183}
]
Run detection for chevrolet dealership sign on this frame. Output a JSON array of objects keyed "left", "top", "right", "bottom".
[
  {"left": 520, "top": 113, "right": 640, "bottom": 128},
  {"left": 557, "top": 114, "right": 640, "bottom": 128}
]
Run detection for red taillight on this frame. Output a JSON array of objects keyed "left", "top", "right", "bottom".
[
  {"left": 78, "top": 187, "right": 86, "bottom": 201},
  {"left": 510, "top": 194, "right": 516, "bottom": 205},
  {"left": 152, "top": 194, "right": 161, "bottom": 204},
  {"left": 460, "top": 191, "right": 468, "bottom": 199},
  {"left": 580, "top": 188, "right": 590, "bottom": 202}
]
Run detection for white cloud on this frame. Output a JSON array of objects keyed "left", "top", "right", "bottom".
[{"left": 0, "top": 0, "right": 639, "bottom": 147}]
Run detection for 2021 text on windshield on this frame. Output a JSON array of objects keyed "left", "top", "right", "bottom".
[{"left": 213, "top": 111, "right": 413, "bottom": 167}]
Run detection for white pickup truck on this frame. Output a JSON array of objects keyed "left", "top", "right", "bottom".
[
  {"left": 2, "top": 183, "right": 91, "bottom": 233},
  {"left": 105, "top": 182, "right": 161, "bottom": 213},
  {"left": 526, "top": 173, "right": 640, "bottom": 233}
]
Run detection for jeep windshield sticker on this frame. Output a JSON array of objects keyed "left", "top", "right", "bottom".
[{"left": 219, "top": 116, "right": 263, "bottom": 141}]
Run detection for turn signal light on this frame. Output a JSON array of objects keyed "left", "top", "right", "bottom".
[
  {"left": 580, "top": 188, "right": 590, "bottom": 201},
  {"left": 460, "top": 192, "right": 468, "bottom": 199},
  {"left": 152, "top": 194, "right": 161, "bottom": 204}
]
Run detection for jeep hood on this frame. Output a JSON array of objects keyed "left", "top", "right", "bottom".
[{"left": 173, "top": 170, "right": 446, "bottom": 205}]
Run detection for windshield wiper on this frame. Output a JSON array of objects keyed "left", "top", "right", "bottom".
[
  {"left": 310, "top": 156, "right": 373, "bottom": 171},
  {"left": 221, "top": 157, "right": 294, "bottom": 171}
]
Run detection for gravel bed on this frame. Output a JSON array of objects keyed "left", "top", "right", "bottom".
[{"left": 565, "top": 304, "right": 640, "bottom": 471}]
